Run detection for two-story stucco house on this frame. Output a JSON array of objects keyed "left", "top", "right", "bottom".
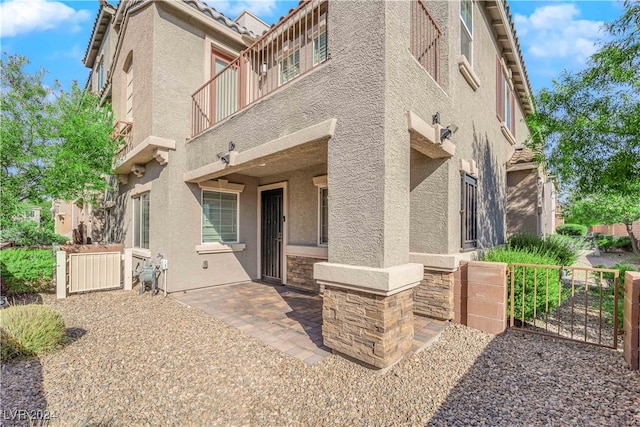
[{"left": 85, "top": 0, "right": 542, "bottom": 368}]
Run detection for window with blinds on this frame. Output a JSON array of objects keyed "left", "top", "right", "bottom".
[
  {"left": 202, "top": 191, "right": 238, "bottom": 243},
  {"left": 134, "top": 192, "right": 149, "bottom": 249},
  {"left": 126, "top": 62, "right": 133, "bottom": 121},
  {"left": 314, "top": 31, "right": 327, "bottom": 65},
  {"left": 496, "top": 56, "right": 516, "bottom": 136},
  {"left": 460, "top": 0, "right": 473, "bottom": 64},
  {"left": 279, "top": 50, "right": 300, "bottom": 85}
]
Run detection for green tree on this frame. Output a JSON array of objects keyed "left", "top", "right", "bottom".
[
  {"left": 527, "top": 1, "right": 639, "bottom": 194},
  {"left": 0, "top": 54, "right": 117, "bottom": 230},
  {"left": 565, "top": 185, "right": 640, "bottom": 255}
]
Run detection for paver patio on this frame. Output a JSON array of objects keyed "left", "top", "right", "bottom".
[{"left": 173, "top": 281, "right": 447, "bottom": 366}]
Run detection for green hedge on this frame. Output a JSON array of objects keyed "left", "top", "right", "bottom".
[
  {"left": 0, "top": 305, "right": 65, "bottom": 362},
  {"left": 508, "top": 232, "right": 586, "bottom": 266},
  {"left": 556, "top": 223, "right": 588, "bottom": 236},
  {"left": 0, "top": 249, "right": 55, "bottom": 294},
  {"left": 482, "top": 247, "right": 565, "bottom": 321},
  {"left": 596, "top": 235, "right": 633, "bottom": 252},
  {"left": 0, "top": 221, "right": 68, "bottom": 247}
]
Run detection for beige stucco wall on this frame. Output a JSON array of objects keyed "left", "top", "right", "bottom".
[
  {"left": 387, "top": 0, "right": 530, "bottom": 254},
  {"left": 99, "top": 0, "right": 534, "bottom": 292},
  {"left": 186, "top": 1, "right": 395, "bottom": 269},
  {"left": 506, "top": 168, "right": 538, "bottom": 236}
]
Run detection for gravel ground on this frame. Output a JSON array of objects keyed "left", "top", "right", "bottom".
[{"left": 1, "top": 290, "right": 639, "bottom": 426}]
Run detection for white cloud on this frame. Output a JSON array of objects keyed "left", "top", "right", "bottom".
[
  {"left": 205, "top": 0, "right": 279, "bottom": 19},
  {"left": 0, "top": 0, "right": 91, "bottom": 38},
  {"left": 514, "top": 4, "right": 604, "bottom": 63}
]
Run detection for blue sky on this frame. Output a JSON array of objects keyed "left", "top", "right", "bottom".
[{"left": 0, "top": 0, "right": 627, "bottom": 93}]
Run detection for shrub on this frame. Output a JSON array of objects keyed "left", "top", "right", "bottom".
[
  {"left": 0, "top": 221, "right": 68, "bottom": 247},
  {"left": 508, "top": 232, "right": 585, "bottom": 266},
  {"left": 592, "top": 263, "right": 638, "bottom": 328},
  {"left": 0, "top": 249, "right": 55, "bottom": 294},
  {"left": 596, "top": 234, "right": 616, "bottom": 252},
  {"left": 556, "top": 223, "right": 588, "bottom": 236},
  {"left": 481, "top": 247, "right": 564, "bottom": 321},
  {"left": 614, "top": 236, "right": 632, "bottom": 251},
  {"left": 0, "top": 305, "right": 65, "bottom": 362}
]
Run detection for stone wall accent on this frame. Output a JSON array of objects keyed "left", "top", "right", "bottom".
[
  {"left": 624, "top": 271, "right": 640, "bottom": 370},
  {"left": 322, "top": 285, "right": 414, "bottom": 369},
  {"left": 413, "top": 269, "right": 455, "bottom": 320},
  {"left": 453, "top": 261, "right": 508, "bottom": 335},
  {"left": 287, "top": 255, "right": 324, "bottom": 293}
]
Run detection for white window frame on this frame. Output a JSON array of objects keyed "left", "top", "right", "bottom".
[
  {"left": 313, "top": 31, "right": 327, "bottom": 66},
  {"left": 97, "top": 57, "right": 104, "bottom": 89},
  {"left": 503, "top": 74, "right": 512, "bottom": 131},
  {"left": 126, "top": 61, "right": 133, "bottom": 121},
  {"left": 133, "top": 192, "right": 150, "bottom": 250},
  {"left": 201, "top": 189, "right": 240, "bottom": 244},
  {"left": 278, "top": 49, "right": 300, "bottom": 85},
  {"left": 317, "top": 186, "right": 328, "bottom": 246},
  {"left": 460, "top": 0, "right": 473, "bottom": 65}
]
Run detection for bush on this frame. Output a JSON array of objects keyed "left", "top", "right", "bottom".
[
  {"left": 481, "top": 247, "right": 564, "bottom": 321},
  {"left": 556, "top": 223, "right": 588, "bottom": 236},
  {"left": 508, "top": 232, "right": 585, "bottom": 266},
  {"left": 592, "top": 263, "right": 638, "bottom": 328},
  {"left": 614, "top": 236, "right": 632, "bottom": 251},
  {"left": 0, "top": 305, "right": 65, "bottom": 362},
  {"left": 0, "top": 249, "right": 55, "bottom": 294},
  {"left": 0, "top": 221, "right": 68, "bottom": 247},
  {"left": 596, "top": 235, "right": 633, "bottom": 252},
  {"left": 596, "top": 234, "right": 616, "bottom": 251}
]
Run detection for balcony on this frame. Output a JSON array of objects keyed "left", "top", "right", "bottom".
[
  {"left": 191, "top": 0, "right": 328, "bottom": 137},
  {"left": 410, "top": 0, "right": 442, "bottom": 83}
]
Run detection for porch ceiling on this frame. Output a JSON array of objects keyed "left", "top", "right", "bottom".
[
  {"left": 184, "top": 118, "right": 336, "bottom": 183},
  {"left": 228, "top": 141, "right": 327, "bottom": 178}
]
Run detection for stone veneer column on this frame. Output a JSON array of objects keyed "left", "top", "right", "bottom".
[
  {"left": 315, "top": 262, "right": 422, "bottom": 369},
  {"left": 413, "top": 269, "right": 455, "bottom": 320}
]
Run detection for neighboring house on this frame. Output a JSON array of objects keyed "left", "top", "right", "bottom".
[
  {"left": 84, "top": 0, "right": 537, "bottom": 366},
  {"left": 53, "top": 200, "right": 105, "bottom": 243},
  {"left": 590, "top": 222, "right": 640, "bottom": 237},
  {"left": 22, "top": 206, "right": 41, "bottom": 226},
  {"left": 506, "top": 146, "right": 557, "bottom": 237}
]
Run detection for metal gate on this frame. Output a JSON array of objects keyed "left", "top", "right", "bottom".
[
  {"left": 509, "top": 263, "right": 622, "bottom": 349},
  {"left": 261, "top": 188, "right": 283, "bottom": 283},
  {"left": 69, "top": 252, "right": 122, "bottom": 294}
]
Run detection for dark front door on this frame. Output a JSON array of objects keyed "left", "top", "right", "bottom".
[{"left": 261, "top": 188, "right": 283, "bottom": 283}]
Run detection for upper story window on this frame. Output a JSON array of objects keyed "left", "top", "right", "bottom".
[
  {"left": 313, "top": 32, "right": 327, "bottom": 65},
  {"left": 461, "top": 173, "right": 477, "bottom": 250},
  {"left": 279, "top": 49, "right": 300, "bottom": 85},
  {"left": 460, "top": 0, "right": 473, "bottom": 64},
  {"left": 496, "top": 56, "right": 516, "bottom": 136},
  {"left": 126, "top": 61, "right": 133, "bottom": 121},
  {"left": 133, "top": 192, "right": 150, "bottom": 249},
  {"left": 202, "top": 190, "right": 239, "bottom": 243},
  {"left": 98, "top": 58, "right": 104, "bottom": 89}
]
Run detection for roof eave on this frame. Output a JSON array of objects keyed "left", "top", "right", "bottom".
[{"left": 83, "top": 5, "right": 116, "bottom": 68}]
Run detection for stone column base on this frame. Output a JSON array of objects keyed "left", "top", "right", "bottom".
[
  {"left": 413, "top": 269, "right": 455, "bottom": 320},
  {"left": 322, "top": 285, "right": 414, "bottom": 369}
]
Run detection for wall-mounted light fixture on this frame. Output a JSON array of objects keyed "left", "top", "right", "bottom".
[
  {"left": 432, "top": 112, "right": 441, "bottom": 125},
  {"left": 440, "top": 124, "right": 459, "bottom": 142}
]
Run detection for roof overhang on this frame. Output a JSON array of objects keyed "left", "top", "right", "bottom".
[
  {"left": 485, "top": 0, "right": 534, "bottom": 116},
  {"left": 83, "top": 3, "right": 116, "bottom": 68}
]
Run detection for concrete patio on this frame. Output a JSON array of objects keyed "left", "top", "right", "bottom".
[{"left": 173, "top": 281, "right": 447, "bottom": 366}]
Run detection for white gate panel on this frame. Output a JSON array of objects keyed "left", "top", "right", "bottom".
[{"left": 69, "top": 252, "right": 121, "bottom": 293}]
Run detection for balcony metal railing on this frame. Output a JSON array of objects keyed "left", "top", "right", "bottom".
[
  {"left": 192, "top": 0, "right": 328, "bottom": 137},
  {"left": 411, "top": 0, "right": 441, "bottom": 83},
  {"left": 111, "top": 120, "right": 133, "bottom": 168}
]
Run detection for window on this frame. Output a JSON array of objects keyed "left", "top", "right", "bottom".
[
  {"left": 279, "top": 50, "right": 300, "bottom": 85},
  {"left": 134, "top": 192, "right": 149, "bottom": 249},
  {"left": 313, "top": 32, "right": 327, "bottom": 65},
  {"left": 202, "top": 191, "right": 238, "bottom": 243},
  {"left": 126, "top": 61, "right": 133, "bottom": 121},
  {"left": 461, "top": 173, "right": 477, "bottom": 250},
  {"left": 460, "top": 0, "right": 473, "bottom": 64},
  {"left": 318, "top": 187, "right": 328, "bottom": 245},
  {"left": 496, "top": 56, "right": 516, "bottom": 136},
  {"left": 98, "top": 58, "right": 104, "bottom": 89}
]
